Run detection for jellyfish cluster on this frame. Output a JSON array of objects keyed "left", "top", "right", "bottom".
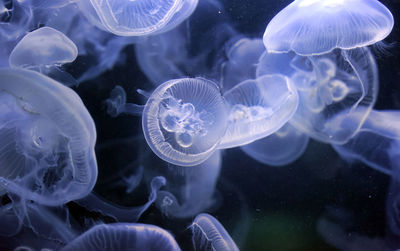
[{"left": 0, "top": 0, "right": 399, "bottom": 250}]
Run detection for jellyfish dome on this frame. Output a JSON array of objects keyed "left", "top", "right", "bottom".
[
  {"left": 0, "top": 68, "right": 97, "bottom": 206},
  {"left": 219, "top": 74, "right": 298, "bottom": 149},
  {"left": 78, "top": 0, "right": 198, "bottom": 36},
  {"left": 142, "top": 77, "right": 228, "bottom": 166},
  {"left": 61, "top": 223, "right": 181, "bottom": 251},
  {"left": 9, "top": 27, "right": 78, "bottom": 69},
  {"left": 263, "top": 0, "right": 394, "bottom": 56}
]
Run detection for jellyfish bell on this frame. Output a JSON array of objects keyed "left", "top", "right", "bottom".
[
  {"left": 142, "top": 77, "right": 228, "bottom": 166},
  {"left": 191, "top": 213, "right": 239, "bottom": 251},
  {"left": 78, "top": 0, "right": 198, "bottom": 36},
  {"left": 0, "top": 68, "right": 97, "bottom": 206},
  {"left": 218, "top": 74, "right": 298, "bottom": 149},
  {"left": 61, "top": 223, "right": 181, "bottom": 251},
  {"left": 241, "top": 123, "right": 309, "bottom": 166},
  {"left": 257, "top": 47, "right": 378, "bottom": 144},
  {"left": 9, "top": 27, "right": 78, "bottom": 69},
  {"left": 263, "top": 0, "right": 394, "bottom": 56}
]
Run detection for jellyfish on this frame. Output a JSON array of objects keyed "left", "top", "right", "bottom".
[
  {"left": 241, "top": 123, "right": 309, "bottom": 166},
  {"left": 220, "top": 38, "right": 265, "bottom": 93},
  {"left": 142, "top": 78, "right": 228, "bottom": 166},
  {"left": 77, "top": 0, "right": 198, "bottom": 36},
  {"left": 155, "top": 150, "right": 221, "bottom": 218},
  {"left": 191, "top": 213, "right": 239, "bottom": 251},
  {"left": 61, "top": 223, "right": 181, "bottom": 251},
  {"left": 257, "top": 47, "right": 378, "bottom": 144},
  {"left": 219, "top": 74, "right": 298, "bottom": 149},
  {"left": 0, "top": 68, "right": 97, "bottom": 206},
  {"left": 9, "top": 27, "right": 78, "bottom": 69},
  {"left": 263, "top": 0, "right": 394, "bottom": 56}
]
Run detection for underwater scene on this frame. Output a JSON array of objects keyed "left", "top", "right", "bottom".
[{"left": 0, "top": 0, "right": 400, "bottom": 250}]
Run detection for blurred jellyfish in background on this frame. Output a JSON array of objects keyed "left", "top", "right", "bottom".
[
  {"left": 241, "top": 123, "right": 309, "bottom": 166},
  {"left": 263, "top": 0, "right": 394, "bottom": 56},
  {"left": 155, "top": 151, "right": 221, "bottom": 218},
  {"left": 61, "top": 223, "right": 181, "bottom": 251},
  {"left": 0, "top": 68, "right": 97, "bottom": 206},
  {"left": 135, "top": 0, "right": 237, "bottom": 85},
  {"left": 191, "top": 213, "right": 239, "bottom": 251}
]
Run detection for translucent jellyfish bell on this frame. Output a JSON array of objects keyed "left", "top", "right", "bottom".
[
  {"left": 61, "top": 223, "right": 181, "bottom": 251},
  {"left": 191, "top": 213, "right": 239, "bottom": 251},
  {"left": 78, "top": 0, "right": 198, "bottom": 36},
  {"left": 257, "top": 47, "right": 378, "bottom": 144},
  {"left": 263, "top": 0, "right": 394, "bottom": 55},
  {"left": 0, "top": 68, "right": 97, "bottom": 206},
  {"left": 142, "top": 78, "right": 228, "bottom": 166},
  {"left": 9, "top": 27, "right": 78, "bottom": 69},
  {"left": 219, "top": 74, "right": 298, "bottom": 149},
  {"left": 241, "top": 123, "right": 309, "bottom": 166}
]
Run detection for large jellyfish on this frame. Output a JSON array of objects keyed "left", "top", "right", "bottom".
[
  {"left": 61, "top": 223, "right": 181, "bottom": 251},
  {"left": 0, "top": 68, "right": 97, "bottom": 206},
  {"left": 263, "top": 0, "right": 394, "bottom": 56},
  {"left": 155, "top": 150, "right": 221, "bottom": 218},
  {"left": 191, "top": 213, "right": 239, "bottom": 251},
  {"left": 257, "top": 47, "right": 378, "bottom": 144},
  {"left": 219, "top": 74, "right": 299, "bottom": 149},
  {"left": 142, "top": 78, "right": 228, "bottom": 166},
  {"left": 77, "top": 0, "right": 198, "bottom": 36},
  {"left": 241, "top": 123, "right": 309, "bottom": 166}
]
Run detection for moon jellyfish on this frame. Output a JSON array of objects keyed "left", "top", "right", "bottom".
[
  {"left": 143, "top": 78, "right": 228, "bottom": 166},
  {"left": 332, "top": 110, "right": 400, "bottom": 176},
  {"left": 220, "top": 38, "right": 265, "bottom": 92},
  {"left": 257, "top": 47, "right": 378, "bottom": 144},
  {"left": 9, "top": 27, "right": 78, "bottom": 69},
  {"left": 61, "top": 223, "right": 181, "bottom": 251},
  {"left": 78, "top": 0, "right": 198, "bottom": 36},
  {"left": 155, "top": 150, "right": 221, "bottom": 218},
  {"left": 219, "top": 74, "right": 298, "bottom": 149},
  {"left": 241, "top": 123, "right": 309, "bottom": 166},
  {"left": 263, "top": 0, "right": 394, "bottom": 55},
  {"left": 191, "top": 213, "right": 239, "bottom": 251},
  {"left": 0, "top": 68, "right": 97, "bottom": 206}
]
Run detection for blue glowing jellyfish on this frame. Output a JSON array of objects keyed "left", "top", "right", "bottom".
[
  {"left": 0, "top": 68, "right": 97, "bottom": 206},
  {"left": 142, "top": 78, "right": 228, "bottom": 166},
  {"left": 155, "top": 150, "right": 221, "bottom": 218},
  {"left": 191, "top": 213, "right": 239, "bottom": 251},
  {"left": 263, "top": 0, "right": 394, "bottom": 56},
  {"left": 61, "top": 223, "right": 181, "bottom": 251},
  {"left": 257, "top": 47, "right": 378, "bottom": 144},
  {"left": 241, "top": 123, "right": 309, "bottom": 166},
  {"left": 9, "top": 26, "right": 78, "bottom": 69},
  {"left": 219, "top": 74, "right": 298, "bottom": 149},
  {"left": 220, "top": 38, "right": 265, "bottom": 93},
  {"left": 78, "top": 0, "right": 198, "bottom": 36}
]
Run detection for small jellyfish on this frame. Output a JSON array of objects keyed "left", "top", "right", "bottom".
[
  {"left": 257, "top": 47, "right": 378, "bottom": 144},
  {"left": 219, "top": 74, "right": 298, "bottom": 149},
  {"left": 61, "top": 223, "right": 181, "bottom": 251},
  {"left": 263, "top": 0, "right": 394, "bottom": 55},
  {"left": 220, "top": 38, "right": 265, "bottom": 92},
  {"left": 191, "top": 213, "right": 239, "bottom": 251},
  {"left": 142, "top": 78, "right": 228, "bottom": 166},
  {"left": 9, "top": 26, "right": 78, "bottom": 69},
  {"left": 155, "top": 150, "right": 221, "bottom": 218},
  {"left": 78, "top": 0, "right": 198, "bottom": 36},
  {"left": 0, "top": 68, "right": 97, "bottom": 206},
  {"left": 241, "top": 123, "right": 309, "bottom": 166}
]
